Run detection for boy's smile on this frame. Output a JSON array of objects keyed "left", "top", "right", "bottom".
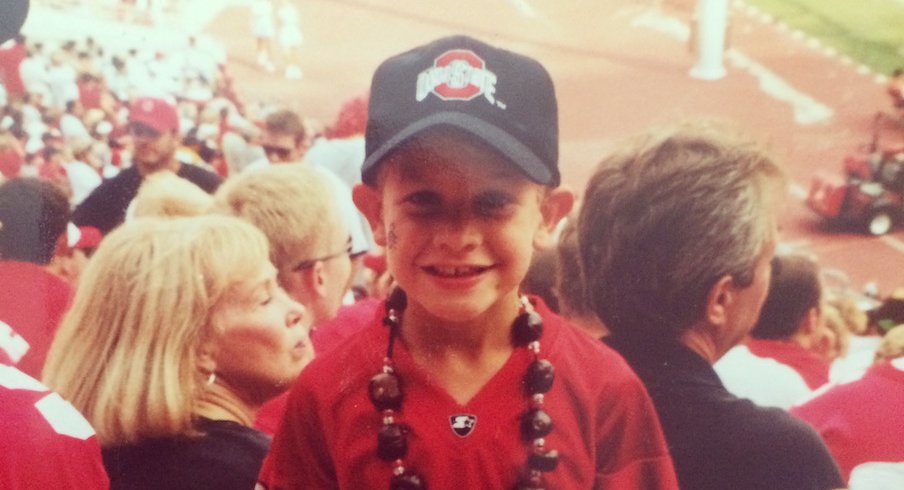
[
  {"left": 424, "top": 265, "right": 492, "bottom": 278},
  {"left": 354, "top": 130, "right": 573, "bottom": 327}
]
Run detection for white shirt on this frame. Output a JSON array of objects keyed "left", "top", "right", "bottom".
[
  {"left": 715, "top": 344, "right": 813, "bottom": 410},
  {"left": 66, "top": 160, "right": 102, "bottom": 207}
]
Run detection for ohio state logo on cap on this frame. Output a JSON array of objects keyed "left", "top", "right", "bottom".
[{"left": 416, "top": 49, "right": 497, "bottom": 104}]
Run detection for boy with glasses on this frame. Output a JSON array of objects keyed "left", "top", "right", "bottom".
[{"left": 215, "top": 163, "right": 361, "bottom": 435}]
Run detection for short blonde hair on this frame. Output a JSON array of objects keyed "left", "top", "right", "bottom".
[
  {"left": 822, "top": 303, "right": 851, "bottom": 359},
  {"left": 42, "top": 215, "right": 269, "bottom": 445},
  {"left": 131, "top": 171, "right": 214, "bottom": 219},
  {"left": 214, "top": 165, "right": 341, "bottom": 278},
  {"left": 826, "top": 294, "right": 869, "bottom": 336},
  {"left": 875, "top": 324, "right": 904, "bottom": 362}
]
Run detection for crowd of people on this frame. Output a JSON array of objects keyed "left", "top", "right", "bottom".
[{"left": 1, "top": 18, "right": 903, "bottom": 490}]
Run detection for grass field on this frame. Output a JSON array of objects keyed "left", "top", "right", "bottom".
[{"left": 740, "top": 0, "right": 904, "bottom": 75}]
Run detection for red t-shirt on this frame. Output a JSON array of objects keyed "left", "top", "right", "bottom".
[
  {"left": 791, "top": 362, "right": 904, "bottom": 482},
  {"left": 259, "top": 299, "right": 678, "bottom": 489},
  {"left": 0, "top": 42, "right": 27, "bottom": 98},
  {"left": 747, "top": 338, "right": 830, "bottom": 390},
  {"left": 78, "top": 80, "right": 104, "bottom": 111},
  {"left": 0, "top": 261, "right": 73, "bottom": 378},
  {"left": 0, "top": 363, "right": 109, "bottom": 489},
  {"left": 0, "top": 146, "right": 24, "bottom": 179},
  {"left": 254, "top": 299, "right": 381, "bottom": 435}
]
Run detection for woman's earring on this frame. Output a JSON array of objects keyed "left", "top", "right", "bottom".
[{"left": 206, "top": 372, "right": 216, "bottom": 386}]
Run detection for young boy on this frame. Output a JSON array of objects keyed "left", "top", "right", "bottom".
[{"left": 258, "top": 35, "right": 677, "bottom": 489}]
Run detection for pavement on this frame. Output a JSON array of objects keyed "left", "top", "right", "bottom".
[{"left": 23, "top": 0, "right": 904, "bottom": 293}]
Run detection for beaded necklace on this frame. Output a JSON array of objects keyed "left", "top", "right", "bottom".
[{"left": 367, "top": 288, "right": 559, "bottom": 490}]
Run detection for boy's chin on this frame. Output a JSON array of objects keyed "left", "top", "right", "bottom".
[{"left": 409, "top": 291, "right": 519, "bottom": 326}]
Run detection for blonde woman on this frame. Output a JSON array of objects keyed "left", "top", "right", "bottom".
[{"left": 43, "top": 215, "right": 312, "bottom": 489}]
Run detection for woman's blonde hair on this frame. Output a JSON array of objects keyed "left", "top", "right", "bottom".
[{"left": 42, "top": 215, "right": 269, "bottom": 446}]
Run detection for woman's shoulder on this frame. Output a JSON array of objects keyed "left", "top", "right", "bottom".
[{"left": 102, "top": 422, "right": 269, "bottom": 490}]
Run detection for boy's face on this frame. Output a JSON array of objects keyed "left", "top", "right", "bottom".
[{"left": 354, "top": 131, "right": 573, "bottom": 324}]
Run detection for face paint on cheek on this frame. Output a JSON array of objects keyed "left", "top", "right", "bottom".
[{"left": 387, "top": 222, "right": 399, "bottom": 250}]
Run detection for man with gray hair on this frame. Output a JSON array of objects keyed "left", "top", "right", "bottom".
[{"left": 577, "top": 122, "right": 844, "bottom": 490}]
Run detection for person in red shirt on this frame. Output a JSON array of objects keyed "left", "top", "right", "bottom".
[
  {"left": 0, "top": 130, "right": 24, "bottom": 179},
  {"left": 0, "top": 177, "right": 73, "bottom": 378},
  {"left": 0, "top": 362, "right": 109, "bottom": 489},
  {"left": 0, "top": 35, "right": 27, "bottom": 100},
  {"left": 258, "top": 35, "right": 678, "bottom": 490},
  {"left": 792, "top": 325, "right": 904, "bottom": 484},
  {"left": 745, "top": 253, "right": 835, "bottom": 390}
]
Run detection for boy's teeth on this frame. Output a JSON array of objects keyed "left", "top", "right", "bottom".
[{"left": 432, "top": 266, "right": 483, "bottom": 277}]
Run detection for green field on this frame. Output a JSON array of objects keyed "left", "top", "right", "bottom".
[{"left": 741, "top": 0, "right": 904, "bottom": 75}]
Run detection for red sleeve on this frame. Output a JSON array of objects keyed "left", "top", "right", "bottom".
[
  {"left": 0, "top": 365, "right": 110, "bottom": 489},
  {"left": 595, "top": 370, "right": 679, "bottom": 489},
  {"left": 257, "top": 370, "right": 338, "bottom": 489}
]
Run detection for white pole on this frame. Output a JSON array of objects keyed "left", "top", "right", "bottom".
[{"left": 690, "top": 0, "right": 729, "bottom": 80}]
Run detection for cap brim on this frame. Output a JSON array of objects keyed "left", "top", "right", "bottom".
[{"left": 362, "top": 111, "right": 554, "bottom": 186}]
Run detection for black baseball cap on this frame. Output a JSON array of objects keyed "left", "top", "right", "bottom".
[{"left": 361, "top": 35, "right": 560, "bottom": 186}]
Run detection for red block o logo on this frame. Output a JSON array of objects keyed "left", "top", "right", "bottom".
[{"left": 433, "top": 50, "right": 485, "bottom": 101}]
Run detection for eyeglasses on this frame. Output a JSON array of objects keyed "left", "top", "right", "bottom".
[
  {"left": 293, "top": 237, "right": 353, "bottom": 271},
  {"left": 127, "top": 122, "right": 162, "bottom": 139},
  {"left": 262, "top": 144, "right": 294, "bottom": 161}
]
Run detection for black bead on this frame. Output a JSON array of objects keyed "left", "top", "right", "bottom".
[
  {"left": 369, "top": 372, "right": 402, "bottom": 411},
  {"left": 390, "top": 471, "right": 425, "bottom": 490},
  {"left": 520, "top": 408, "right": 553, "bottom": 441},
  {"left": 377, "top": 423, "right": 407, "bottom": 461},
  {"left": 383, "top": 316, "right": 400, "bottom": 329},
  {"left": 386, "top": 288, "right": 408, "bottom": 312},
  {"left": 514, "top": 474, "right": 545, "bottom": 490},
  {"left": 512, "top": 311, "right": 543, "bottom": 345},
  {"left": 528, "top": 449, "right": 560, "bottom": 472},
  {"left": 524, "top": 359, "right": 555, "bottom": 395}
]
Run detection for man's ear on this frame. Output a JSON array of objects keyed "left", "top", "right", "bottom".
[
  {"left": 705, "top": 275, "right": 735, "bottom": 327},
  {"left": 533, "top": 186, "right": 575, "bottom": 250},
  {"left": 279, "top": 266, "right": 318, "bottom": 307},
  {"left": 310, "top": 261, "right": 329, "bottom": 299},
  {"left": 797, "top": 306, "right": 820, "bottom": 336},
  {"left": 352, "top": 183, "right": 385, "bottom": 246}
]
